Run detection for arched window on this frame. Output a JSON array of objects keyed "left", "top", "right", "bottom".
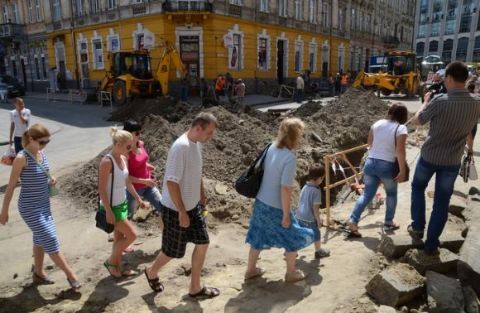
[
  {"left": 416, "top": 42, "right": 425, "bottom": 56},
  {"left": 442, "top": 39, "right": 453, "bottom": 63},
  {"left": 428, "top": 40, "right": 438, "bottom": 53},
  {"left": 473, "top": 36, "right": 480, "bottom": 62},
  {"left": 456, "top": 37, "right": 469, "bottom": 61}
]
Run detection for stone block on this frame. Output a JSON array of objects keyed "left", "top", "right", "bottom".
[
  {"left": 426, "top": 271, "right": 465, "bottom": 313},
  {"left": 378, "top": 235, "right": 464, "bottom": 259},
  {"left": 458, "top": 222, "right": 480, "bottom": 297},
  {"left": 377, "top": 305, "right": 397, "bottom": 313},
  {"left": 463, "top": 285, "right": 480, "bottom": 313},
  {"left": 449, "top": 196, "right": 467, "bottom": 219},
  {"left": 404, "top": 248, "right": 459, "bottom": 275},
  {"left": 366, "top": 263, "right": 425, "bottom": 307}
]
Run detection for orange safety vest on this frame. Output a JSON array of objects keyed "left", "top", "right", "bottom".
[{"left": 215, "top": 77, "right": 225, "bottom": 91}]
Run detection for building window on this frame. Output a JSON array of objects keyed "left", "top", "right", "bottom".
[
  {"left": 259, "top": 0, "right": 268, "bottom": 12},
  {"left": 338, "top": 45, "right": 344, "bottom": 72},
  {"left": 35, "top": 57, "right": 40, "bottom": 79},
  {"left": 35, "top": 0, "right": 43, "bottom": 21},
  {"left": 417, "top": 25, "right": 426, "bottom": 38},
  {"left": 90, "top": 0, "right": 100, "bottom": 13},
  {"left": 445, "top": 20, "right": 455, "bottom": 34},
  {"left": 442, "top": 39, "right": 453, "bottom": 63},
  {"left": 41, "top": 56, "right": 47, "bottom": 78},
  {"left": 294, "top": 41, "right": 303, "bottom": 72},
  {"left": 309, "top": 43, "right": 317, "bottom": 72},
  {"left": 309, "top": 0, "right": 316, "bottom": 23},
  {"left": 295, "top": 0, "right": 303, "bottom": 20},
  {"left": 107, "top": 0, "right": 117, "bottom": 10},
  {"left": 11, "top": 4, "right": 18, "bottom": 23},
  {"left": 473, "top": 36, "right": 480, "bottom": 62},
  {"left": 258, "top": 37, "right": 268, "bottom": 70},
  {"left": 107, "top": 35, "right": 120, "bottom": 52},
  {"left": 92, "top": 39, "right": 104, "bottom": 69},
  {"left": 428, "top": 40, "right": 438, "bottom": 53},
  {"left": 350, "top": 8, "right": 355, "bottom": 30},
  {"left": 338, "top": 7, "right": 345, "bottom": 31},
  {"left": 229, "top": 34, "right": 242, "bottom": 70},
  {"left": 12, "top": 60, "right": 17, "bottom": 78},
  {"left": 431, "top": 23, "right": 440, "bottom": 36},
  {"left": 278, "top": 0, "right": 287, "bottom": 17},
  {"left": 75, "top": 0, "right": 84, "bottom": 17},
  {"left": 456, "top": 37, "right": 469, "bottom": 61},
  {"left": 230, "top": 0, "right": 242, "bottom": 5},
  {"left": 28, "top": 0, "right": 35, "bottom": 23},
  {"left": 416, "top": 42, "right": 425, "bottom": 56},
  {"left": 3, "top": 6, "right": 8, "bottom": 23},
  {"left": 460, "top": 15, "right": 472, "bottom": 33},
  {"left": 322, "top": 2, "right": 330, "bottom": 28},
  {"left": 52, "top": 0, "right": 62, "bottom": 21}
]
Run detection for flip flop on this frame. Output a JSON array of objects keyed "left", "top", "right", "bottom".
[
  {"left": 144, "top": 268, "right": 164, "bottom": 293},
  {"left": 32, "top": 272, "right": 55, "bottom": 285},
  {"left": 189, "top": 286, "right": 220, "bottom": 299},
  {"left": 121, "top": 268, "right": 137, "bottom": 277},
  {"left": 343, "top": 228, "right": 362, "bottom": 238},
  {"left": 103, "top": 260, "right": 122, "bottom": 278},
  {"left": 67, "top": 278, "right": 82, "bottom": 290}
]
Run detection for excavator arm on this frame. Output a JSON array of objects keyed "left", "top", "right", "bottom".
[{"left": 156, "top": 46, "right": 186, "bottom": 96}]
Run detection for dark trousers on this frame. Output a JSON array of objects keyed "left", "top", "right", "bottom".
[{"left": 14, "top": 136, "right": 23, "bottom": 154}]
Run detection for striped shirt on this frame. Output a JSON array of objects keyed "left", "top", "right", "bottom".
[{"left": 419, "top": 89, "right": 480, "bottom": 166}]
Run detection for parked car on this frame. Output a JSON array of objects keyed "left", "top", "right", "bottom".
[{"left": 0, "top": 75, "right": 25, "bottom": 97}]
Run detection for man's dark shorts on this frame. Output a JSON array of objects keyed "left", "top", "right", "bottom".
[{"left": 161, "top": 203, "right": 209, "bottom": 259}]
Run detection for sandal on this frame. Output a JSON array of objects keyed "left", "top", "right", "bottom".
[
  {"left": 67, "top": 278, "right": 82, "bottom": 290},
  {"left": 121, "top": 268, "right": 137, "bottom": 277},
  {"left": 344, "top": 223, "right": 362, "bottom": 238},
  {"left": 32, "top": 272, "right": 55, "bottom": 285},
  {"left": 383, "top": 223, "right": 400, "bottom": 232},
  {"left": 285, "top": 270, "right": 306, "bottom": 283},
  {"left": 244, "top": 267, "right": 265, "bottom": 280},
  {"left": 103, "top": 260, "right": 122, "bottom": 278},
  {"left": 144, "top": 268, "right": 164, "bottom": 293},
  {"left": 189, "top": 286, "right": 220, "bottom": 299},
  {"left": 122, "top": 245, "right": 134, "bottom": 254}
]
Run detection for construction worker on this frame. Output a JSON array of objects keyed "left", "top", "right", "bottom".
[
  {"left": 340, "top": 72, "right": 349, "bottom": 94},
  {"left": 215, "top": 75, "right": 225, "bottom": 101}
]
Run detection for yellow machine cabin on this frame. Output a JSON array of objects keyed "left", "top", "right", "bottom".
[
  {"left": 353, "top": 51, "right": 421, "bottom": 98},
  {"left": 100, "top": 46, "right": 185, "bottom": 105}
]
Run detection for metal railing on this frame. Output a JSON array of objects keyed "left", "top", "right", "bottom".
[{"left": 163, "top": 1, "right": 213, "bottom": 12}]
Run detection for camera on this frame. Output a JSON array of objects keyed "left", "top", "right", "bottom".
[{"left": 422, "top": 82, "right": 447, "bottom": 103}]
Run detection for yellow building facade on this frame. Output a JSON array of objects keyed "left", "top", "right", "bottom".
[{"left": 46, "top": 11, "right": 349, "bottom": 87}]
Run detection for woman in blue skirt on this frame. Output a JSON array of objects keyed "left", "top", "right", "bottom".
[
  {"left": 245, "top": 118, "right": 314, "bottom": 283},
  {"left": 0, "top": 124, "right": 81, "bottom": 290}
]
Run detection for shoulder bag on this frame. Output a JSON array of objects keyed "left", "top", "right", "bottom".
[
  {"left": 95, "top": 156, "right": 115, "bottom": 233},
  {"left": 393, "top": 124, "right": 410, "bottom": 182},
  {"left": 235, "top": 143, "right": 272, "bottom": 198}
]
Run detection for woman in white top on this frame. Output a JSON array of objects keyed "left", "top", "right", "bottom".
[
  {"left": 347, "top": 104, "right": 408, "bottom": 237},
  {"left": 98, "top": 128, "right": 147, "bottom": 277}
]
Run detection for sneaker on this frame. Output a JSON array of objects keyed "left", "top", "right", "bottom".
[
  {"left": 407, "top": 224, "right": 424, "bottom": 240},
  {"left": 285, "top": 270, "right": 306, "bottom": 283},
  {"left": 314, "top": 248, "right": 331, "bottom": 259}
]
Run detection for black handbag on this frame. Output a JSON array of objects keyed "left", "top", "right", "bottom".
[
  {"left": 95, "top": 156, "right": 115, "bottom": 233},
  {"left": 393, "top": 124, "right": 410, "bottom": 182},
  {"left": 235, "top": 143, "right": 272, "bottom": 198}
]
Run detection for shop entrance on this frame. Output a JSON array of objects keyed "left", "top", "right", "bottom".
[{"left": 277, "top": 40, "right": 285, "bottom": 84}]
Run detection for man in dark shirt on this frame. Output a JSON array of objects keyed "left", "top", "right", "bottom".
[{"left": 409, "top": 61, "right": 480, "bottom": 254}]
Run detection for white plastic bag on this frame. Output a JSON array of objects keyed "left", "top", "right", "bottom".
[{"left": 1, "top": 145, "right": 16, "bottom": 166}]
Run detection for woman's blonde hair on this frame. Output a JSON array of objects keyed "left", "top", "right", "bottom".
[
  {"left": 110, "top": 127, "right": 132, "bottom": 145},
  {"left": 276, "top": 118, "right": 305, "bottom": 149},
  {"left": 22, "top": 123, "right": 50, "bottom": 147}
]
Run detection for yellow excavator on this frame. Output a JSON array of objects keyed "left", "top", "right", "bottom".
[
  {"left": 353, "top": 51, "right": 422, "bottom": 98},
  {"left": 99, "top": 45, "right": 185, "bottom": 105}
]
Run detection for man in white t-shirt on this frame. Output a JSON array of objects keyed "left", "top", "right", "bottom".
[
  {"left": 295, "top": 74, "right": 305, "bottom": 103},
  {"left": 145, "top": 112, "right": 220, "bottom": 299},
  {"left": 9, "top": 98, "right": 31, "bottom": 154}
]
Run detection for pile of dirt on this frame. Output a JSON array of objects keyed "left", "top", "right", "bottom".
[{"left": 62, "top": 89, "right": 390, "bottom": 222}]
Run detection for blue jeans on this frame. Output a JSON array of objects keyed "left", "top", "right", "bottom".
[
  {"left": 349, "top": 158, "right": 398, "bottom": 225},
  {"left": 410, "top": 157, "right": 460, "bottom": 251},
  {"left": 126, "top": 186, "right": 162, "bottom": 218}
]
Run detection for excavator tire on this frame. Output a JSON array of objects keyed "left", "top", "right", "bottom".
[{"left": 113, "top": 80, "right": 127, "bottom": 105}]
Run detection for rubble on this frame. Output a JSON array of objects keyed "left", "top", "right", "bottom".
[
  {"left": 366, "top": 263, "right": 425, "bottom": 307},
  {"left": 462, "top": 285, "right": 480, "bottom": 313},
  {"left": 426, "top": 271, "right": 465, "bottom": 313},
  {"left": 404, "top": 248, "right": 459, "bottom": 275}
]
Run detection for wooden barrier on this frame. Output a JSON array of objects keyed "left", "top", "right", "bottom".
[{"left": 323, "top": 144, "right": 369, "bottom": 227}]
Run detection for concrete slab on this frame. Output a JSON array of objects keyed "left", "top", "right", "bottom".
[
  {"left": 426, "top": 271, "right": 465, "bottom": 313},
  {"left": 404, "top": 248, "right": 459, "bottom": 275}
]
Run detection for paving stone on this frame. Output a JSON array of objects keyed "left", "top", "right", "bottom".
[
  {"left": 426, "top": 271, "right": 465, "bottom": 313},
  {"left": 366, "top": 263, "right": 425, "bottom": 307},
  {"left": 463, "top": 285, "right": 480, "bottom": 313},
  {"left": 449, "top": 196, "right": 467, "bottom": 219},
  {"left": 458, "top": 222, "right": 480, "bottom": 297},
  {"left": 377, "top": 305, "right": 397, "bottom": 313},
  {"left": 404, "top": 248, "right": 459, "bottom": 275},
  {"left": 378, "top": 235, "right": 464, "bottom": 259}
]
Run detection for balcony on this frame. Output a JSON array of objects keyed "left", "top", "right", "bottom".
[
  {"left": 162, "top": 1, "right": 213, "bottom": 12},
  {"left": 228, "top": 4, "right": 242, "bottom": 17},
  {"left": 0, "top": 23, "right": 24, "bottom": 38}
]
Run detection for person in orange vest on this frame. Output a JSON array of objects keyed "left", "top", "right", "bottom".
[
  {"left": 340, "top": 72, "right": 349, "bottom": 94},
  {"left": 215, "top": 75, "right": 226, "bottom": 100}
]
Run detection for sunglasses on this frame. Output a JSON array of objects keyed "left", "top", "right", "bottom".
[{"left": 35, "top": 139, "right": 50, "bottom": 146}]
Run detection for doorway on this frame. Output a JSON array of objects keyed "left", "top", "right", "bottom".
[
  {"left": 179, "top": 35, "right": 200, "bottom": 79},
  {"left": 277, "top": 40, "right": 285, "bottom": 84}
]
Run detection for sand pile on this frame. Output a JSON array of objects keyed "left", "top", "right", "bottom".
[{"left": 61, "top": 90, "right": 390, "bottom": 222}]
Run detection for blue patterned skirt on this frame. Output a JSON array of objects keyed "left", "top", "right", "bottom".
[{"left": 246, "top": 199, "right": 315, "bottom": 252}]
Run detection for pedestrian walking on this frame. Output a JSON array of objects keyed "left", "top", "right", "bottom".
[
  {"left": 123, "top": 120, "right": 163, "bottom": 224},
  {"left": 144, "top": 113, "right": 220, "bottom": 299},
  {"left": 409, "top": 62, "right": 480, "bottom": 255},
  {"left": 295, "top": 74, "right": 304, "bottom": 103},
  {"left": 244, "top": 118, "right": 315, "bottom": 283},
  {"left": 99, "top": 127, "right": 147, "bottom": 277},
  {"left": 346, "top": 104, "right": 409, "bottom": 237},
  {"left": 234, "top": 78, "right": 246, "bottom": 105},
  {"left": 334, "top": 73, "right": 341, "bottom": 96},
  {"left": 340, "top": 73, "right": 349, "bottom": 94},
  {"left": 9, "top": 98, "right": 31, "bottom": 154},
  {"left": 0, "top": 124, "right": 81, "bottom": 290}
]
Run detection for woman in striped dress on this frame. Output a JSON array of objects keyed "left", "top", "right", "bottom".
[{"left": 0, "top": 124, "right": 81, "bottom": 290}]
